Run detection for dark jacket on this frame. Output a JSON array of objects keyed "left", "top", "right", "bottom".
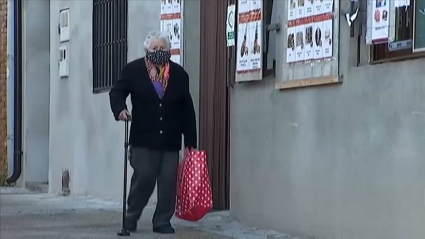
[{"left": 109, "top": 58, "right": 197, "bottom": 151}]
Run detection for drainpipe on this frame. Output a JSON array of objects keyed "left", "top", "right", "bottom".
[
  {"left": 6, "top": 0, "right": 15, "bottom": 177},
  {"left": 6, "top": 0, "right": 23, "bottom": 184}
]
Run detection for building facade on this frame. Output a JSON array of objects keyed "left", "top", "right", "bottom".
[
  {"left": 6, "top": 0, "right": 425, "bottom": 238},
  {"left": 0, "top": 0, "right": 7, "bottom": 184}
]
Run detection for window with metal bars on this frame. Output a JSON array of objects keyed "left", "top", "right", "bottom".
[{"left": 92, "top": 0, "right": 128, "bottom": 93}]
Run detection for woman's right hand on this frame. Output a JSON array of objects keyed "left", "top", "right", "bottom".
[{"left": 118, "top": 109, "right": 131, "bottom": 121}]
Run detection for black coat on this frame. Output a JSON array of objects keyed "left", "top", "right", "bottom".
[{"left": 109, "top": 58, "right": 197, "bottom": 151}]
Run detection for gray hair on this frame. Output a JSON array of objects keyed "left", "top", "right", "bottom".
[{"left": 143, "top": 31, "right": 171, "bottom": 51}]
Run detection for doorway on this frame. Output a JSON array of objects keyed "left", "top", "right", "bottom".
[
  {"left": 199, "top": 0, "right": 230, "bottom": 210},
  {"left": 21, "top": 0, "right": 50, "bottom": 190}
]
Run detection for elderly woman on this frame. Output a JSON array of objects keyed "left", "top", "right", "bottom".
[{"left": 109, "top": 31, "right": 197, "bottom": 234}]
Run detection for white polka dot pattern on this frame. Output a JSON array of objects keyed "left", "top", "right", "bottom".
[{"left": 175, "top": 150, "right": 213, "bottom": 221}]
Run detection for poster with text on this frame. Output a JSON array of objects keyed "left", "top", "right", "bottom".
[
  {"left": 297, "top": 0, "right": 306, "bottom": 19},
  {"left": 236, "top": 0, "right": 263, "bottom": 73},
  {"left": 160, "top": 0, "right": 182, "bottom": 65},
  {"left": 295, "top": 21, "right": 305, "bottom": 62},
  {"left": 161, "top": 0, "right": 168, "bottom": 14},
  {"left": 236, "top": 23, "right": 250, "bottom": 72},
  {"left": 314, "top": 0, "right": 324, "bottom": 15},
  {"left": 171, "top": 19, "right": 181, "bottom": 50},
  {"left": 313, "top": 16, "right": 324, "bottom": 59},
  {"left": 371, "top": 0, "right": 390, "bottom": 41},
  {"left": 288, "top": 0, "right": 297, "bottom": 21},
  {"left": 304, "top": 17, "right": 314, "bottom": 61},
  {"left": 172, "top": 0, "right": 181, "bottom": 14},
  {"left": 286, "top": 22, "right": 296, "bottom": 63},
  {"left": 322, "top": 16, "right": 333, "bottom": 59},
  {"left": 305, "top": 0, "right": 314, "bottom": 17},
  {"left": 323, "top": 0, "right": 333, "bottom": 14},
  {"left": 248, "top": 19, "right": 262, "bottom": 70}
]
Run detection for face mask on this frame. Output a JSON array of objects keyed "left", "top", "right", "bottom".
[{"left": 146, "top": 50, "right": 171, "bottom": 65}]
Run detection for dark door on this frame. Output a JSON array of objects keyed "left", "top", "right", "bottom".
[{"left": 199, "top": 0, "right": 230, "bottom": 210}]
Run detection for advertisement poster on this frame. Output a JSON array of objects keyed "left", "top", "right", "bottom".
[
  {"left": 371, "top": 0, "right": 390, "bottom": 41},
  {"left": 285, "top": 0, "right": 334, "bottom": 64},
  {"left": 236, "top": 0, "right": 263, "bottom": 73},
  {"left": 160, "top": 0, "right": 182, "bottom": 65}
]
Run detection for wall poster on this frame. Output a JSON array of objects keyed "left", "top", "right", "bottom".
[
  {"left": 160, "top": 0, "right": 182, "bottom": 65},
  {"left": 286, "top": 0, "right": 334, "bottom": 64},
  {"left": 235, "top": 0, "right": 263, "bottom": 82},
  {"left": 277, "top": 0, "right": 340, "bottom": 89}
]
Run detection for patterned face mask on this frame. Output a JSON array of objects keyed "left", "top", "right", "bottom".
[{"left": 146, "top": 50, "right": 171, "bottom": 65}]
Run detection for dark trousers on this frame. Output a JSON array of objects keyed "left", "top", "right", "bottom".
[{"left": 126, "top": 147, "right": 179, "bottom": 227}]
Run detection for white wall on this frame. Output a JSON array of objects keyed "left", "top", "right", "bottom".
[
  {"left": 23, "top": 0, "right": 50, "bottom": 184},
  {"left": 48, "top": 0, "right": 161, "bottom": 198}
]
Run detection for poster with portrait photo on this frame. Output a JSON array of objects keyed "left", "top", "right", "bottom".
[
  {"left": 295, "top": 23, "right": 305, "bottom": 62},
  {"left": 314, "top": 0, "right": 324, "bottom": 15},
  {"left": 371, "top": 0, "right": 390, "bottom": 41},
  {"left": 288, "top": 0, "right": 297, "bottom": 20},
  {"left": 304, "top": 18, "right": 314, "bottom": 61},
  {"left": 286, "top": 23, "right": 296, "bottom": 63},
  {"left": 313, "top": 17, "right": 323, "bottom": 59},
  {"left": 323, "top": 0, "right": 333, "bottom": 14},
  {"left": 171, "top": 19, "right": 181, "bottom": 50},
  {"left": 305, "top": 0, "right": 314, "bottom": 17},
  {"left": 166, "top": 0, "right": 173, "bottom": 14},
  {"left": 161, "top": 0, "right": 168, "bottom": 15},
  {"left": 322, "top": 17, "right": 333, "bottom": 59},
  {"left": 236, "top": 23, "right": 250, "bottom": 72},
  {"left": 172, "top": 0, "right": 181, "bottom": 14},
  {"left": 297, "top": 0, "right": 306, "bottom": 19},
  {"left": 248, "top": 20, "right": 262, "bottom": 70}
]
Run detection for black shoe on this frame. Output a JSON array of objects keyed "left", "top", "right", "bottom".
[
  {"left": 153, "top": 225, "right": 175, "bottom": 234},
  {"left": 125, "top": 219, "right": 137, "bottom": 232}
]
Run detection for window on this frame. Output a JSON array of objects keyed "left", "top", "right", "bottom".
[
  {"left": 92, "top": 0, "right": 128, "bottom": 92},
  {"left": 372, "top": 0, "right": 425, "bottom": 62}
]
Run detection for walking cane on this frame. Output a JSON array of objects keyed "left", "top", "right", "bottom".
[{"left": 117, "top": 119, "right": 130, "bottom": 236}]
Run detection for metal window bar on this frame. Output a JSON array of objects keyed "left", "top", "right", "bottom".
[{"left": 93, "top": 0, "right": 128, "bottom": 93}]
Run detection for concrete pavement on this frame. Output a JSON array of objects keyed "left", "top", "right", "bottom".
[{"left": 0, "top": 187, "right": 293, "bottom": 239}]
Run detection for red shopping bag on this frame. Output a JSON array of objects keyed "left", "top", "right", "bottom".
[{"left": 175, "top": 149, "right": 213, "bottom": 221}]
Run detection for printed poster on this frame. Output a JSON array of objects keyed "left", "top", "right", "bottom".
[
  {"left": 322, "top": 15, "right": 333, "bottom": 59},
  {"left": 295, "top": 21, "right": 305, "bottom": 62},
  {"left": 288, "top": 0, "right": 297, "bottom": 21},
  {"left": 304, "top": 17, "right": 314, "bottom": 61},
  {"left": 313, "top": 15, "right": 323, "bottom": 59},
  {"left": 371, "top": 0, "right": 390, "bottom": 41},
  {"left": 314, "top": 0, "right": 324, "bottom": 15},
  {"left": 160, "top": 0, "right": 182, "bottom": 65},
  {"left": 286, "top": 22, "right": 296, "bottom": 63},
  {"left": 236, "top": 0, "right": 263, "bottom": 73}
]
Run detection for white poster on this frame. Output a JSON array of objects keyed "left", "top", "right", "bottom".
[
  {"left": 314, "top": 0, "right": 324, "bottom": 15},
  {"left": 226, "top": 4, "right": 236, "bottom": 46},
  {"left": 304, "top": 18, "right": 314, "bottom": 61},
  {"left": 305, "top": 0, "right": 314, "bottom": 17},
  {"left": 160, "top": 0, "right": 182, "bottom": 65},
  {"left": 288, "top": 0, "right": 297, "bottom": 21},
  {"left": 371, "top": 0, "right": 390, "bottom": 41},
  {"left": 295, "top": 23, "right": 305, "bottom": 62},
  {"left": 236, "top": 0, "right": 263, "bottom": 73},
  {"left": 286, "top": 23, "right": 296, "bottom": 63},
  {"left": 297, "top": 0, "right": 306, "bottom": 19},
  {"left": 172, "top": 0, "right": 181, "bottom": 14},
  {"left": 313, "top": 17, "right": 323, "bottom": 60},
  {"left": 322, "top": 16, "right": 333, "bottom": 59}
]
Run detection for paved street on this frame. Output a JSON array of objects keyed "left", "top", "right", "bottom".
[{"left": 0, "top": 187, "right": 291, "bottom": 239}]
